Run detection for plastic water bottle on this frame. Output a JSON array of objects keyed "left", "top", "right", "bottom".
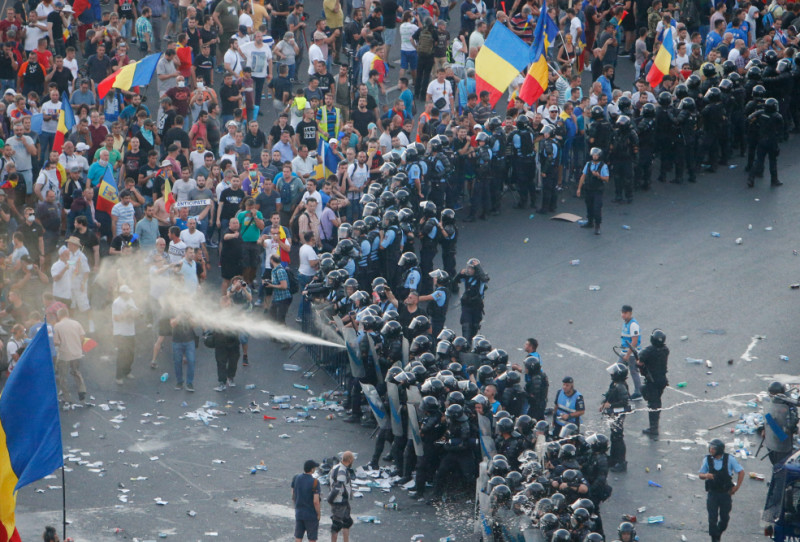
[
  {"left": 160, "top": 373, "right": 169, "bottom": 382},
  {"left": 685, "top": 357, "right": 704, "bottom": 364},
  {"left": 293, "top": 384, "right": 310, "bottom": 390},
  {"left": 245, "top": 384, "right": 256, "bottom": 390},
  {"left": 570, "top": 259, "right": 580, "bottom": 266},
  {"left": 780, "top": 355, "right": 790, "bottom": 361},
  {"left": 707, "top": 382, "right": 719, "bottom": 387},
  {"left": 711, "top": 232, "right": 721, "bottom": 237},
  {"left": 621, "top": 225, "right": 631, "bottom": 230},
  {"left": 273, "top": 395, "right": 291, "bottom": 403},
  {"left": 647, "top": 516, "right": 664, "bottom": 524},
  {"left": 283, "top": 363, "right": 302, "bottom": 371}
]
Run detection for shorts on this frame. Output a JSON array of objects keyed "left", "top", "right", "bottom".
[
  {"left": 383, "top": 27, "right": 395, "bottom": 46},
  {"left": 158, "top": 316, "right": 173, "bottom": 337},
  {"left": 401, "top": 50, "right": 418, "bottom": 70},
  {"left": 330, "top": 502, "right": 353, "bottom": 532},
  {"left": 294, "top": 518, "right": 319, "bottom": 540},
  {"left": 71, "top": 289, "right": 91, "bottom": 312}
]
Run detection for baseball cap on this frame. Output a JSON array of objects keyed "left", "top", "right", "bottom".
[
  {"left": 304, "top": 459, "right": 319, "bottom": 472},
  {"left": 161, "top": 159, "right": 172, "bottom": 167},
  {"left": 562, "top": 376, "right": 574, "bottom": 384},
  {"left": 329, "top": 138, "right": 339, "bottom": 146},
  {"left": 549, "top": 105, "right": 559, "bottom": 112},
  {"left": 225, "top": 120, "right": 238, "bottom": 128},
  {"left": 3, "top": 89, "right": 14, "bottom": 97},
  {"left": 75, "top": 142, "right": 90, "bottom": 151}
]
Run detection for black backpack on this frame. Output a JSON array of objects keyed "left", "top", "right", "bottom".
[{"left": 286, "top": 267, "right": 300, "bottom": 294}]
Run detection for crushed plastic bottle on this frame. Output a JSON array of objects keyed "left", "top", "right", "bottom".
[
  {"left": 736, "top": 238, "right": 743, "bottom": 245},
  {"left": 160, "top": 373, "right": 169, "bottom": 382},
  {"left": 283, "top": 364, "right": 302, "bottom": 371},
  {"left": 356, "top": 516, "right": 380, "bottom": 524},
  {"left": 707, "top": 382, "right": 719, "bottom": 387},
  {"left": 706, "top": 360, "right": 713, "bottom": 368},
  {"left": 680, "top": 336, "right": 689, "bottom": 341},
  {"left": 589, "top": 285, "right": 601, "bottom": 291},
  {"left": 293, "top": 384, "right": 310, "bottom": 390},
  {"left": 245, "top": 384, "right": 256, "bottom": 390},
  {"left": 780, "top": 355, "right": 790, "bottom": 361},
  {"left": 648, "top": 480, "right": 662, "bottom": 488},
  {"left": 273, "top": 395, "right": 291, "bottom": 403},
  {"left": 439, "top": 537, "right": 455, "bottom": 542},
  {"left": 676, "top": 382, "right": 688, "bottom": 388},
  {"left": 622, "top": 225, "right": 631, "bottom": 230},
  {"left": 647, "top": 516, "right": 664, "bottom": 524},
  {"left": 570, "top": 260, "right": 580, "bottom": 266},
  {"left": 686, "top": 358, "right": 704, "bottom": 364},
  {"left": 711, "top": 232, "right": 721, "bottom": 237}
]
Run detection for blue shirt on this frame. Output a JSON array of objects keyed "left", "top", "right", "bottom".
[
  {"left": 597, "top": 75, "right": 613, "bottom": 102},
  {"left": 380, "top": 228, "right": 396, "bottom": 248},
  {"left": 404, "top": 269, "right": 420, "bottom": 289},
  {"left": 431, "top": 288, "right": 447, "bottom": 307},
  {"left": 699, "top": 454, "right": 743, "bottom": 476},
  {"left": 705, "top": 31, "right": 722, "bottom": 57},
  {"left": 399, "top": 88, "right": 414, "bottom": 117}
]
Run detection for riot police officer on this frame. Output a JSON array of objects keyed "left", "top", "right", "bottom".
[
  {"left": 439, "top": 208, "right": 458, "bottom": 290},
  {"left": 426, "top": 137, "right": 450, "bottom": 209},
  {"left": 524, "top": 356, "right": 549, "bottom": 421},
  {"left": 655, "top": 91, "right": 677, "bottom": 183},
  {"left": 379, "top": 210, "right": 403, "bottom": 288},
  {"left": 495, "top": 416, "right": 524, "bottom": 470},
  {"left": 455, "top": 258, "right": 489, "bottom": 340},
  {"left": 396, "top": 251, "right": 421, "bottom": 300},
  {"left": 537, "top": 125, "right": 560, "bottom": 214},
  {"left": 428, "top": 403, "right": 475, "bottom": 503},
  {"left": 761, "top": 381, "right": 798, "bottom": 465},
  {"left": 609, "top": 115, "right": 638, "bottom": 203},
  {"left": 700, "top": 87, "right": 728, "bottom": 172},
  {"left": 747, "top": 97, "right": 784, "bottom": 188},
  {"left": 486, "top": 116, "right": 507, "bottom": 214},
  {"left": 638, "top": 328, "right": 669, "bottom": 439},
  {"left": 587, "top": 105, "right": 612, "bottom": 159},
  {"left": 419, "top": 269, "right": 450, "bottom": 338},
  {"left": 698, "top": 439, "right": 744, "bottom": 542},
  {"left": 409, "top": 395, "right": 446, "bottom": 499},
  {"left": 466, "top": 131, "right": 492, "bottom": 222},
  {"left": 700, "top": 62, "right": 721, "bottom": 95},
  {"left": 675, "top": 97, "right": 699, "bottom": 184},
  {"left": 510, "top": 115, "right": 537, "bottom": 209},
  {"left": 418, "top": 201, "right": 439, "bottom": 294},
  {"left": 634, "top": 103, "right": 656, "bottom": 190},
  {"left": 601, "top": 363, "right": 630, "bottom": 473},
  {"left": 576, "top": 147, "right": 610, "bottom": 235}
]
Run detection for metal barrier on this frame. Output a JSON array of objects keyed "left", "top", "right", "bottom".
[{"left": 300, "top": 300, "right": 350, "bottom": 390}]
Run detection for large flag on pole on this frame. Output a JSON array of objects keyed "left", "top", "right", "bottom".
[
  {"left": 96, "top": 166, "right": 120, "bottom": 214},
  {"left": 475, "top": 23, "right": 531, "bottom": 107},
  {"left": 0, "top": 324, "right": 64, "bottom": 542},
  {"left": 97, "top": 53, "right": 162, "bottom": 100},
  {"left": 314, "top": 139, "right": 341, "bottom": 180},
  {"left": 519, "top": 4, "right": 555, "bottom": 105},
  {"left": 646, "top": 26, "right": 674, "bottom": 88},
  {"left": 52, "top": 92, "right": 75, "bottom": 154}
]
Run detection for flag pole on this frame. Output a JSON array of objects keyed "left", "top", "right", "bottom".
[{"left": 61, "top": 465, "right": 67, "bottom": 541}]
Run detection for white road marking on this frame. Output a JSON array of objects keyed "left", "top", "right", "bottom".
[
  {"left": 740, "top": 335, "right": 765, "bottom": 362},
  {"left": 555, "top": 343, "right": 611, "bottom": 365}
]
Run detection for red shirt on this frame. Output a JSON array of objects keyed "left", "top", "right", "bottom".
[{"left": 35, "top": 49, "right": 52, "bottom": 72}]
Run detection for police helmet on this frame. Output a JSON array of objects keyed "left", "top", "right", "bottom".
[
  {"left": 445, "top": 402, "right": 468, "bottom": 421},
  {"left": 420, "top": 200, "right": 437, "bottom": 217},
  {"left": 618, "top": 95, "right": 632, "bottom": 111},
  {"left": 559, "top": 443, "right": 577, "bottom": 460},
  {"left": 719, "top": 78, "right": 733, "bottom": 92},
  {"left": 535, "top": 420, "right": 549, "bottom": 434},
  {"left": 729, "top": 71, "right": 742, "bottom": 86},
  {"left": 448, "top": 361, "right": 463, "bottom": 374},
  {"left": 351, "top": 220, "right": 367, "bottom": 235},
  {"left": 489, "top": 456, "right": 510, "bottom": 478},
  {"left": 559, "top": 422, "right": 579, "bottom": 439},
  {"left": 360, "top": 193, "right": 376, "bottom": 207},
  {"left": 571, "top": 498, "right": 595, "bottom": 514},
  {"left": 524, "top": 481, "right": 546, "bottom": 500},
  {"left": 380, "top": 162, "right": 398, "bottom": 178},
  {"left": 472, "top": 338, "right": 492, "bottom": 354},
  {"left": 585, "top": 533, "right": 604, "bottom": 542},
  {"left": 489, "top": 484, "right": 512, "bottom": 506},
  {"left": 545, "top": 441, "right": 561, "bottom": 460},
  {"left": 429, "top": 268, "right": 450, "bottom": 285},
  {"left": 494, "top": 410, "right": 511, "bottom": 424},
  {"left": 709, "top": 438, "right": 725, "bottom": 456},
  {"left": 409, "top": 314, "right": 431, "bottom": 335},
  {"left": 398, "top": 251, "right": 418, "bottom": 268},
  {"left": 550, "top": 492, "right": 567, "bottom": 512},
  {"left": 778, "top": 58, "right": 792, "bottom": 73},
  {"left": 429, "top": 138, "right": 443, "bottom": 152},
  {"left": 505, "top": 471, "right": 524, "bottom": 491},
  {"left": 540, "top": 124, "right": 554, "bottom": 136},
  {"left": 765, "top": 49, "right": 779, "bottom": 65},
  {"left": 650, "top": 328, "right": 666, "bottom": 347},
  {"left": 496, "top": 416, "right": 515, "bottom": 435},
  {"left": 590, "top": 105, "right": 605, "bottom": 120},
  {"left": 552, "top": 529, "right": 571, "bottom": 542},
  {"left": 349, "top": 290, "right": 370, "bottom": 307},
  {"left": 343, "top": 277, "right": 358, "bottom": 290},
  {"left": 607, "top": 362, "right": 629, "bottom": 381},
  {"left": 435, "top": 339, "right": 452, "bottom": 358},
  {"left": 378, "top": 191, "right": 396, "bottom": 210},
  {"left": 571, "top": 507, "right": 590, "bottom": 526},
  {"left": 398, "top": 207, "right": 415, "bottom": 224},
  {"left": 679, "top": 97, "right": 696, "bottom": 111},
  {"left": 486, "top": 348, "right": 509, "bottom": 365},
  {"left": 437, "top": 328, "right": 456, "bottom": 342},
  {"left": 486, "top": 116, "right": 502, "bottom": 131},
  {"left": 523, "top": 355, "right": 542, "bottom": 374},
  {"left": 363, "top": 215, "right": 380, "bottom": 231},
  {"left": 752, "top": 84, "right": 767, "bottom": 99},
  {"left": 362, "top": 201, "right": 380, "bottom": 217},
  {"left": 515, "top": 415, "right": 534, "bottom": 436},
  {"left": 642, "top": 102, "right": 656, "bottom": 118},
  {"left": 319, "top": 257, "right": 336, "bottom": 275},
  {"left": 765, "top": 97, "right": 779, "bottom": 113},
  {"left": 747, "top": 66, "right": 763, "bottom": 81},
  {"left": 590, "top": 147, "right": 603, "bottom": 160},
  {"left": 515, "top": 114, "right": 529, "bottom": 129},
  {"left": 702, "top": 62, "right": 717, "bottom": 78},
  {"left": 394, "top": 172, "right": 409, "bottom": 185},
  {"left": 421, "top": 395, "right": 440, "bottom": 413},
  {"left": 657, "top": 91, "right": 672, "bottom": 106},
  {"left": 539, "top": 512, "right": 558, "bottom": 530},
  {"left": 586, "top": 433, "right": 610, "bottom": 453},
  {"left": 419, "top": 352, "right": 438, "bottom": 369},
  {"left": 674, "top": 83, "right": 689, "bottom": 99},
  {"left": 477, "top": 365, "right": 495, "bottom": 384},
  {"left": 447, "top": 390, "right": 465, "bottom": 407},
  {"left": 476, "top": 131, "right": 490, "bottom": 142},
  {"left": 368, "top": 182, "right": 383, "bottom": 198},
  {"left": 441, "top": 208, "right": 456, "bottom": 223},
  {"left": 410, "top": 335, "right": 432, "bottom": 355},
  {"left": 441, "top": 374, "right": 458, "bottom": 390},
  {"left": 686, "top": 74, "right": 702, "bottom": 89},
  {"left": 705, "top": 86, "right": 722, "bottom": 102},
  {"left": 769, "top": 381, "right": 787, "bottom": 395},
  {"left": 512, "top": 493, "right": 529, "bottom": 509},
  {"left": 618, "top": 522, "right": 637, "bottom": 537},
  {"left": 452, "top": 336, "right": 469, "bottom": 350},
  {"left": 394, "top": 188, "right": 410, "bottom": 206},
  {"left": 387, "top": 151, "right": 404, "bottom": 166},
  {"left": 506, "top": 370, "right": 522, "bottom": 385},
  {"left": 385, "top": 365, "right": 403, "bottom": 382},
  {"left": 381, "top": 320, "right": 403, "bottom": 338},
  {"left": 616, "top": 114, "right": 631, "bottom": 128},
  {"left": 486, "top": 475, "right": 507, "bottom": 495},
  {"left": 381, "top": 309, "right": 399, "bottom": 323},
  {"left": 722, "top": 59, "right": 736, "bottom": 75}
]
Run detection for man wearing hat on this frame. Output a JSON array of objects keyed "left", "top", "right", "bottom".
[
  {"left": 59, "top": 141, "right": 89, "bottom": 174},
  {"left": 291, "top": 459, "right": 321, "bottom": 542},
  {"left": 308, "top": 31, "right": 327, "bottom": 77},
  {"left": 552, "top": 376, "right": 585, "bottom": 436}
]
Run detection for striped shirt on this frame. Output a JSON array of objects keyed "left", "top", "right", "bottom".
[
  {"left": 136, "top": 16, "right": 154, "bottom": 46},
  {"left": 111, "top": 202, "right": 136, "bottom": 236},
  {"left": 271, "top": 266, "right": 292, "bottom": 301}
]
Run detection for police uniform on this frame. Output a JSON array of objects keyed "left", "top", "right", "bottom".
[
  {"left": 455, "top": 272, "right": 487, "bottom": 340},
  {"left": 538, "top": 136, "right": 559, "bottom": 212},
  {"left": 764, "top": 393, "right": 797, "bottom": 465},
  {"left": 427, "top": 286, "right": 449, "bottom": 338},
  {"left": 609, "top": 123, "right": 638, "bottom": 203},
  {"left": 634, "top": 113, "right": 656, "bottom": 190},
  {"left": 552, "top": 387, "right": 585, "bottom": 435},
  {"left": 580, "top": 159, "right": 609, "bottom": 229},
  {"left": 525, "top": 364, "right": 549, "bottom": 421},
  {"left": 655, "top": 101, "right": 677, "bottom": 182},
  {"left": 419, "top": 218, "right": 440, "bottom": 294},
  {"left": 675, "top": 102, "right": 698, "bottom": 183},
  {"left": 638, "top": 342, "right": 669, "bottom": 435},
  {"left": 699, "top": 452, "right": 743, "bottom": 541},
  {"left": 620, "top": 317, "right": 642, "bottom": 396},
  {"left": 747, "top": 102, "right": 784, "bottom": 187},
  {"left": 468, "top": 143, "right": 492, "bottom": 220},
  {"left": 489, "top": 127, "right": 507, "bottom": 213},
  {"left": 379, "top": 225, "right": 402, "bottom": 288},
  {"left": 426, "top": 152, "right": 449, "bottom": 209},
  {"left": 510, "top": 125, "right": 536, "bottom": 208},
  {"left": 602, "top": 377, "right": 630, "bottom": 470}
]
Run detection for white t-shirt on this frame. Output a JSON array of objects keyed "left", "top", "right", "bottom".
[
  {"left": 301, "top": 190, "right": 323, "bottom": 217},
  {"left": 51, "top": 260, "right": 72, "bottom": 299},
  {"left": 189, "top": 150, "right": 207, "bottom": 173},
  {"left": 112, "top": 297, "right": 137, "bottom": 336},
  {"left": 172, "top": 178, "right": 197, "bottom": 201},
  {"left": 292, "top": 155, "right": 317, "bottom": 179},
  {"left": 361, "top": 51, "right": 376, "bottom": 84},
  {"left": 674, "top": 53, "right": 690, "bottom": 68},
  {"left": 298, "top": 243, "right": 319, "bottom": 276},
  {"left": 378, "top": 132, "right": 392, "bottom": 154},
  {"left": 468, "top": 30, "right": 485, "bottom": 50},
  {"left": 224, "top": 48, "right": 245, "bottom": 76},
  {"left": 347, "top": 162, "right": 369, "bottom": 190},
  {"left": 569, "top": 17, "right": 583, "bottom": 46},
  {"left": 239, "top": 12, "right": 253, "bottom": 29},
  {"left": 426, "top": 78, "right": 453, "bottom": 111},
  {"left": 63, "top": 57, "right": 78, "bottom": 81},
  {"left": 452, "top": 38, "right": 466, "bottom": 66},
  {"left": 399, "top": 22, "right": 419, "bottom": 52},
  {"left": 41, "top": 100, "right": 61, "bottom": 133},
  {"left": 167, "top": 239, "right": 187, "bottom": 264},
  {"left": 241, "top": 41, "right": 272, "bottom": 78},
  {"left": 308, "top": 44, "right": 324, "bottom": 75},
  {"left": 262, "top": 237, "right": 280, "bottom": 268},
  {"left": 180, "top": 229, "right": 206, "bottom": 248}
]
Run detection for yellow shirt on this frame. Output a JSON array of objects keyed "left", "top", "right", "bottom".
[
  {"left": 252, "top": 2, "right": 269, "bottom": 31},
  {"left": 323, "top": 0, "right": 343, "bottom": 28}
]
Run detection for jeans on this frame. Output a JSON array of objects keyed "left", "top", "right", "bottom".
[
  {"left": 215, "top": 344, "right": 239, "bottom": 383},
  {"left": 40, "top": 131, "right": 56, "bottom": 158},
  {"left": 172, "top": 341, "right": 196, "bottom": 385},
  {"left": 297, "top": 273, "right": 314, "bottom": 320},
  {"left": 269, "top": 296, "right": 291, "bottom": 324}
]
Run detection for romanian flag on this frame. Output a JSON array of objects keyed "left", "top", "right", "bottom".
[
  {"left": 646, "top": 25, "right": 674, "bottom": 88},
  {"left": 0, "top": 324, "right": 64, "bottom": 542},
  {"left": 81, "top": 338, "right": 98, "bottom": 353},
  {"left": 53, "top": 92, "right": 75, "bottom": 154},
  {"left": 519, "top": 3, "right": 555, "bottom": 106},
  {"left": 475, "top": 23, "right": 531, "bottom": 107},
  {"left": 96, "top": 167, "right": 119, "bottom": 214},
  {"left": 314, "top": 139, "right": 341, "bottom": 180},
  {"left": 163, "top": 177, "right": 176, "bottom": 213},
  {"left": 97, "top": 53, "right": 162, "bottom": 100}
]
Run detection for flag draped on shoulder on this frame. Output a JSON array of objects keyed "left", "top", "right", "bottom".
[
  {"left": 315, "top": 139, "right": 341, "bottom": 180},
  {"left": 475, "top": 23, "right": 531, "bottom": 107},
  {"left": 0, "top": 324, "right": 63, "bottom": 542},
  {"left": 96, "top": 167, "right": 119, "bottom": 214}
]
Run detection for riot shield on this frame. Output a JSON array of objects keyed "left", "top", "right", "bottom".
[
  {"left": 387, "top": 382, "right": 404, "bottom": 437},
  {"left": 360, "top": 382, "right": 388, "bottom": 429}
]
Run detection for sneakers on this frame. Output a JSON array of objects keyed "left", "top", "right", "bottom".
[
  {"left": 295, "top": 317, "right": 303, "bottom": 323},
  {"left": 207, "top": 241, "right": 218, "bottom": 248},
  {"left": 175, "top": 382, "right": 184, "bottom": 390},
  {"left": 630, "top": 393, "right": 643, "bottom": 401},
  {"left": 214, "top": 383, "right": 227, "bottom": 392},
  {"left": 343, "top": 415, "right": 361, "bottom": 423},
  {"left": 126, "top": 373, "right": 136, "bottom": 380},
  {"left": 227, "top": 378, "right": 236, "bottom": 387},
  {"left": 185, "top": 383, "right": 195, "bottom": 392},
  {"left": 242, "top": 355, "right": 249, "bottom": 367},
  {"left": 115, "top": 378, "right": 124, "bottom": 385}
]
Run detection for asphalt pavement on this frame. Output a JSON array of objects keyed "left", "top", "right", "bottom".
[{"left": 13, "top": 7, "right": 800, "bottom": 542}]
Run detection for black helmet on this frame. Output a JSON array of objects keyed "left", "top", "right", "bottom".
[
  {"left": 477, "top": 365, "right": 494, "bottom": 385},
  {"left": 421, "top": 395, "right": 440, "bottom": 413},
  {"left": 364, "top": 215, "right": 380, "bottom": 230},
  {"left": 394, "top": 189, "right": 410, "bottom": 207},
  {"left": 590, "top": 147, "right": 602, "bottom": 160},
  {"left": 511, "top": 493, "right": 529, "bottom": 509},
  {"left": 445, "top": 403, "right": 467, "bottom": 421},
  {"left": 441, "top": 374, "right": 458, "bottom": 390},
  {"left": 552, "top": 528, "right": 571, "bottom": 541},
  {"left": 679, "top": 97, "right": 696, "bottom": 111},
  {"left": 686, "top": 74, "right": 702, "bottom": 89},
  {"left": 571, "top": 498, "right": 595, "bottom": 514},
  {"left": 447, "top": 390, "right": 465, "bottom": 406},
  {"left": 472, "top": 338, "right": 492, "bottom": 354},
  {"left": 324, "top": 270, "right": 341, "bottom": 288},
  {"left": 615, "top": 114, "right": 631, "bottom": 128},
  {"left": 362, "top": 313, "right": 382, "bottom": 331},
  {"left": 559, "top": 422, "right": 579, "bottom": 439},
  {"left": 585, "top": 533, "right": 604, "bottom": 542},
  {"left": 608, "top": 362, "right": 629, "bottom": 381},
  {"left": 705, "top": 86, "right": 721, "bottom": 102},
  {"left": 398, "top": 251, "right": 418, "bottom": 268},
  {"left": 319, "top": 257, "right": 336, "bottom": 275},
  {"left": 765, "top": 97, "right": 779, "bottom": 113},
  {"left": 764, "top": 49, "right": 778, "bottom": 65},
  {"left": 387, "top": 151, "right": 404, "bottom": 166},
  {"left": 524, "top": 481, "right": 546, "bottom": 500},
  {"left": 435, "top": 340, "right": 453, "bottom": 359},
  {"left": 769, "top": 381, "right": 787, "bottom": 395},
  {"left": 515, "top": 114, "right": 529, "bottom": 129},
  {"left": 441, "top": 208, "right": 455, "bottom": 224},
  {"left": 747, "top": 66, "right": 763, "bottom": 81},
  {"left": 429, "top": 138, "right": 442, "bottom": 152},
  {"left": 752, "top": 84, "right": 767, "bottom": 99},
  {"left": 381, "top": 309, "right": 399, "bottom": 323},
  {"left": 437, "top": 328, "right": 456, "bottom": 342},
  {"left": 476, "top": 131, "right": 490, "bottom": 142},
  {"left": 343, "top": 277, "right": 359, "bottom": 290},
  {"left": 404, "top": 146, "right": 418, "bottom": 162},
  {"left": 486, "top": 348, "right": 508, "bottom": 366},
  {"left": 429, "top": 269, "right": 450, "bottom": 286},
  {"left": 586, "top": 433, "right": 609, "bottom": 453},
  {"left": 486, "top": 116, "right": 502, "bottom": 131},
  {"left": 719, "top": 78, "right": 733, "bottom": 92},
  {"left": 779, "top": 58, "right": 792, "bottom": 73},
  {"left": 410, "top": 335, "right": 432, "bottom": 355},
  {"left": 618, "top": 95, "right": 632, "bottom": 111},
  {"left": 590, "top": 105, "right": 605, "bottom": 120},
  {"left": 505, "top": 471, "right": 524, "bottom": 491},
  {"left": 641, "top": 102, "right": 656, "bottom": 118},
  {"left": 371, "top": 276, "right": 387, "bottom": 290},
  {"left": 379, "top": 162, "right": 398, "bottom": 178},
  {"left": 559, "top": 443, "right": 577, "bottom": 460},
  {"left": 702, "top": 62, "right": 717, "bottom": 78},
  {"left": 421, "top": 377, "right": 444, "bottom": 396},
  {"left": 722, "top": 59, "right": 736, "bottom": 75},
  {"left": 452, "top": 336, "right": 469, "bottom": 350},
  {"left": 385, "top": 366, "right": 403, "bottom": 383},
  {"left": 486, "top": 475, "right": 507, "bottom": 495},
  {"left": 515, "top": 415, "right": 534, "bottom": 436},
  {"left": 709, "top": 438, "right": 725, "bottom": 456},
  {"left": 381, "top": 209, "right": 399, "bottom": 227},
  {"left": 398, "top": 207, "right": 414, "bottom": 224},
  {"left": 393, "top": 172, "right": 408, "bottom": 186},
  {"left": 420, "top": 200, "right": 437, "bottom": 217},
  {"left": 419, "top": 352, "right": 438, "bottom": 369},
  {"left": 349, "top": 290, "right": 370, "bottom": 306},
  {"left": 545, "top": 442, "right": 561, "bottom": 461},
  {"left": 368, "top": 182, "right": 383, "bottom": 198},
  {"left": 448, "top": 361, "right": 463, "bottom": 374},
  {"left": 489, "top": 484, "right": 512, "bottom": 505},
  {"left": 489, "top": 456, "right": 510, "bottom": 478},
  {"left": 381, "top": 320, "right": 403, "bottom": 338},
  {"left": 506, "top": 371, "right": 521, "bottom": 386},
  {"left": 523, "top": 355, "right": 541, "bottom": 374},
  {"left": 618, "top": 522, "right": 637, "bottom": 537},
  {"left": 535, "top": 420, "right": 549, "bottom": 434},
  {"left": 459, "top": 380, "right": 479, "bottom": 399},
  {"left": 729, "top": 72, "right": 742, "bottom": 86},
  {"left": 674, "top": 83, "right": 689, "bottom": 100},
  {"left": 650, "top": 328, "right": 666, "bottom": 347},
  {"left": 657, "top": 91, "right": 672, "bottom": 106},
  {"left": 379, "top": 191, "right": 397, "bottom": 209},
  {"left": 497, "top": 417, "right": 515, "bottom": 434},
  {"left": 494, "top": 410, "right": 511, "bottom": 424},
  {"left": 409, "top": 314, "right": 431, "bottom": 335},
  {"left": 352, "top": 219, "right": 367, "bottom": 234},
  {"left": 539, "top": 512, "right": 558, "bottom": 531},
  {"left": 571, "top": 508, "right": 590, "bottom": 526}
]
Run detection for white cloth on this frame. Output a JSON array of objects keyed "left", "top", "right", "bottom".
[
  {"left": 399, "top": 23, "right": 419, "bottom": 52},
  {"left": 308, "top": 44, "right": 324, "bottom": 75},
  {"left": 51, "top": 260, "right": 72, "bottom": 300}
]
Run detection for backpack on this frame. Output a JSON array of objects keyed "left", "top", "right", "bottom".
[
  {"left": 417, "top": 28, "right": 434, "bottom": 55},
  {"left": 202, "top": 330, "right": 216, "bottom": 349},
  {"left": 286, "top": 267, "right": 300, "bottom": 294}
]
